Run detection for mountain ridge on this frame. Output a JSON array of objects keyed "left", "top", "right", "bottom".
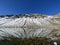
[{"left": 0, "top": 14, "right": 60, "bottom": 28}]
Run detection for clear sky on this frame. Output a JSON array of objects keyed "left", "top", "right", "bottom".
[{"left": 0, "top": 0, "right": 60, "bottom": 15}]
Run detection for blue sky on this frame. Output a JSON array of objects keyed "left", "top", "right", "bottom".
[{"left": 0, "top": 0, "right": 60, "bottom": 15}]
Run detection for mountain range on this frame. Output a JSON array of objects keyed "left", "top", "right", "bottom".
[
  {"left": 0, "top": 14, "right": 60, "bottom": 29},
  {"left": 0, "top": 14, "right": 60, "bottom": 40}
]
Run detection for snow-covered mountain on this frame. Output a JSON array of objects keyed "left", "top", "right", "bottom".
[
  {"left": 0, "top": 14, "right": 60, "bottom": 28},
  {"left": 0, "top": 14, "right": 60, "bottom": 40}
]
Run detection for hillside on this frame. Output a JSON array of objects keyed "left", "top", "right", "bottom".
[{"left": 53, "top": 13, "right": 60, "bottom": 18}]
